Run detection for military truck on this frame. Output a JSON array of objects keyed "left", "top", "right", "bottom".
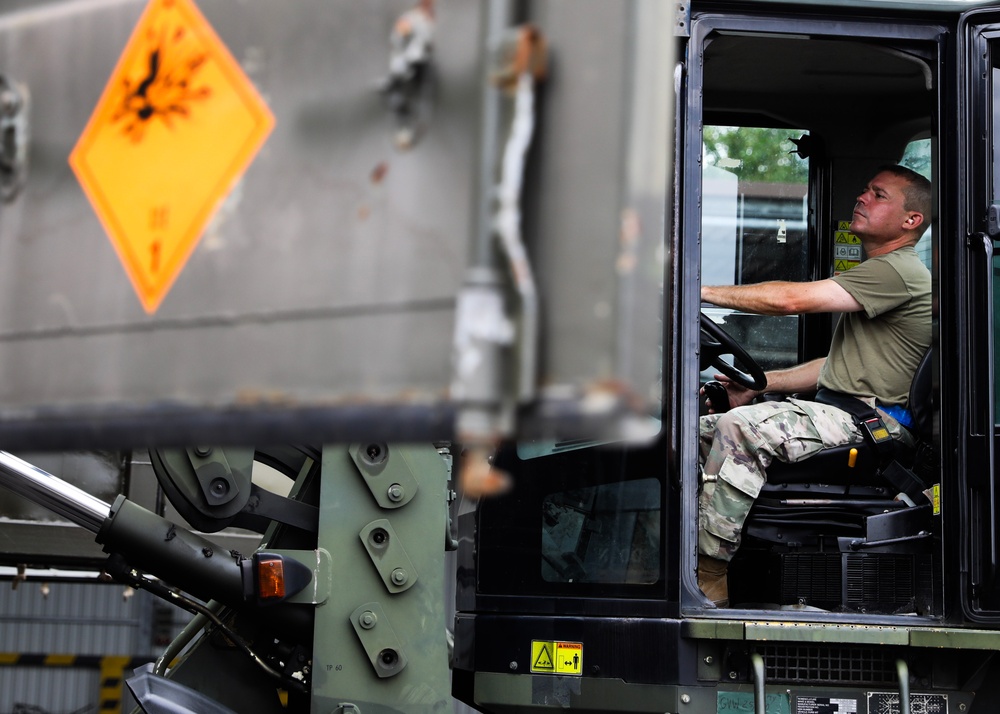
[
  {"left": 6, "top": 0, "right": 1000, "bottom": 713},
  {"left": 455, "top": 0, "right": 1000, "bottom": 712}
]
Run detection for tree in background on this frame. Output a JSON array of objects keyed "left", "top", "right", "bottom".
[
  {"left": 901, "top": 138, "right": 932, "bottom": 179},
  {"left": 703, "top": 126, "right": 809, "bottom": 184}
]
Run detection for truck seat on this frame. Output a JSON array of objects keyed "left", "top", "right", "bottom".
[{"left": 744, "top": 348, "right": 935, "bottom": 547}]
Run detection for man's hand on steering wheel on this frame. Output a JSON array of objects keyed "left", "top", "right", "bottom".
[
  {"left": 699, "top": 313, "right": 768, "bottom": 389},
  {"left": 700, "top": 312, "right": 769, "bottom": 413},
  {"left": 701, "top": 373, "right": 761, "bottom": 414}
]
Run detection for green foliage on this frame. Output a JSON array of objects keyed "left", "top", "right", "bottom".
[
  {"left": 703, "top": 126, "right": 809, "bottom": 183},
  {"left": 901, "top": 139, "right": 932, "bottom": 179}
]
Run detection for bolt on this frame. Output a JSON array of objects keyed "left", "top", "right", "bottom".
[
  {"left": 959, "top": 704, "right": 967, "bottom": 712},
  {"left": 681, "top": 693, "right": 691, "bottom": 704},
  {"left": 364, "top": 443, "right": 388, "bottom": 465},
  {"left": 391, "top": 568, "right": 408, "bottom": 586},
  {"left": 210, "top": 478, "right": 229, "bottom": 497},
  {"left": 202, "top": 547, "right": 213, "bottom": 558},
  {"left": 509, "top": 661, "right": 518, "bottom": 671},
  {"left": 370, "top": 529, "right": 388, "bottom": 546},
  {"left": 359, "top": 611, "right": 377, "bottom": 629},
  {"left": 193, "top": 446, "right": 213, "bottom": 457},
  {"left": 387, "top": 484, "right": 405, "bottom": 502},
  {"left": 704, "top": 656, "right": 713, "bottom": 665},
  {"left": 729, "top": 671, "right": 737, "bottom": 680}
]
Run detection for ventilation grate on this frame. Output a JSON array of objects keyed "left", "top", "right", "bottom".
[
  {"left": 759, "top": 644, "right": 899, "bottom": 685},
  {"left": 781, "top": 553, "right": 842, "bottom": 608},
  {"left": 779, "top": 552, "right": 936, "bottom": 613}
]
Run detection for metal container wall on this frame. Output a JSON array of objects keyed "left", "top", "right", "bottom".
[{"left": 0, "top": 0, "right": 669, "bottom": 449}]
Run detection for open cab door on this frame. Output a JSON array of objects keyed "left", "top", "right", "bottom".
[
  {"left": 958, "top": 8, "right": 1000, "bottom": 621},
  {"left": 681, "top": 7, "right": 944, "bottom": 618}
]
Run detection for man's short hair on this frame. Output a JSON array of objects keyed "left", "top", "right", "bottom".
[{"left": 877, "top": 164, "right": 932, "bottom": 237}]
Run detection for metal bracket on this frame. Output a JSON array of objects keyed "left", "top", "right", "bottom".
[
  {"left": 349, "top": 602, "right": 408, "bottom": 678},
  {"left": 359, "top": 519, "right": 418, "bottom": 593},
  {"left": 185, "top": 447, "right": 246, "bottom": 508},
  {"left": 349, "top": 443, "right": 418, "bottom": 509},
  {"left": 674, "top": 1, "right": 691, "bottom": 37},
  {"left": 0, "top": 75, "right": 29, "bottom": 202},
  {"left": 149, "top": 447, "right": 253, "bottom": 532},
  {"left": 267, "top": 548, "right": 331, "bottom": 605}
]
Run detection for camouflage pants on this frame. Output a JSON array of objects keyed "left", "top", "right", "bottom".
[{"left": 698, "top": 398, "right": 910, "bottom": 561}]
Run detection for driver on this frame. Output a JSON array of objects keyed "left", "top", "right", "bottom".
[{"left": 697, "top": 164, "right": 932, "bottom": 607}]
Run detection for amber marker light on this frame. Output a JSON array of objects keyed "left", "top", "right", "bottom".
[
  {"left": 258, "top": 556, "right": 287, "bottom": 600},
  {"left": 242, "top": 552, "right": 313, "bottom": 604}
]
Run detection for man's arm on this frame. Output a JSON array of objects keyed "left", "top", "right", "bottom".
[
  {"left": 708, "top": 358, "right": 827, "bottom": 411},
  {"left": 702, "top": 279, "right": 862, "bottom": 315},
  {"left": 763, "top": 358, "right": 827, "bottom": 394}
]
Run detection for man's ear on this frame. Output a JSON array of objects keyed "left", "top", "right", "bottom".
[{"left": 904, "top": 213, "right": 924, "bottom": 230}]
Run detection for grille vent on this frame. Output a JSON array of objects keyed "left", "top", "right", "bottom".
[
  {"left": 758, "top": 644, "right": 899, "bottom": 685},
  {"left": 780, "top": 552, "right": 936, "bottom": 613}
]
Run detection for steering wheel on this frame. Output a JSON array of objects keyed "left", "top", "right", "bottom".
[{"left": 700, "top": 313, "right": 768, "bottom": 391}]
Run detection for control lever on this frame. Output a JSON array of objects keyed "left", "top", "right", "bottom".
[{"left": 703, "top": 380, "right": 731, "bottom": 413}]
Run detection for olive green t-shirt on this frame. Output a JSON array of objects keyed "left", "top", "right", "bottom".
[{"left": 817, "top": 245, "right": 931, "bottom": 407}]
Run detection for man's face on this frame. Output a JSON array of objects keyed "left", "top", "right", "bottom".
[{"left": 850, "top": 171, "right": 918, "bottom": 242}]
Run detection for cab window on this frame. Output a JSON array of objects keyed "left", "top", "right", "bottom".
[{"left": 701, "top": 125, "right": 810, "bottom": 371}]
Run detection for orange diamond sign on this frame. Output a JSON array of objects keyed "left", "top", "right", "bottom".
[{"left": 69, "top": 0, "right": 275, "bottom": 313}]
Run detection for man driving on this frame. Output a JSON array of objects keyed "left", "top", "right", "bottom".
[{"left": 697, "top": 164, "right": 932, "bottom": 607}]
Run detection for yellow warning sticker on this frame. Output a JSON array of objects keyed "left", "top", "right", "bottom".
[
  {"left": 531, "top": 640, "right": 583, "bottom": 676},
  {"left": 69, "top": 0, "right": 274, "bottom": 313},
  {"left": 869, "top": 426, "right": 890, "bottom": 441},
  {"left": 932, "top": 483, "right": 941, "bottom": 516},
  {"left": 838, "top": 220, "right": 851, "bottom": 231}
]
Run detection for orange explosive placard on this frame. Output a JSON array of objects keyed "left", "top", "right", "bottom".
[{"left": 69, "top": 0, "right": 274, "bottom": 313}]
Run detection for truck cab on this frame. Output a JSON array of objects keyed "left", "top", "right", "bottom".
[{"left": 453, "top": 1, "right": 1000, "bottom": 711}]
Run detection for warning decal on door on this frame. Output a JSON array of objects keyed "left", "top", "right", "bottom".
[
  {"left": 69, "top": 0, "right": 274, "bottom": 313},
  {"left": 530, "top": 640, "right": 583, "bottom": 676}
]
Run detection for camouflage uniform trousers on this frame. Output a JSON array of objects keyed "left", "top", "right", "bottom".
[{"left": 698, "top": 398, "right": 911, "bottom": 561}]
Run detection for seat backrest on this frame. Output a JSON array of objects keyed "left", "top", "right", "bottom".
[{"left": 908, "top": 348, "right": 933, "bottom": 438}]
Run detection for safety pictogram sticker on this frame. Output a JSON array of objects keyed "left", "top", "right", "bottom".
[
  {"left": 69, "top": 0, "right": 275, "bottom": 313},
  {"left": 530, "top": 640, "right": 583, "bottom": 676},
  {"left": 833, "top": 221, "right": 861, "bottom": 274}
]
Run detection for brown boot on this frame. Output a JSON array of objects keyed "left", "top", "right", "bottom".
[{"left": 697, "top": 555, "right": 730, "bottom": 607}]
